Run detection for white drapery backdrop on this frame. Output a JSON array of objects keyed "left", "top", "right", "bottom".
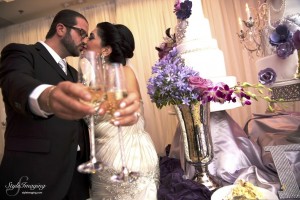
[{"left": 0, "top": 0, "right": 299, "bottom": 157}]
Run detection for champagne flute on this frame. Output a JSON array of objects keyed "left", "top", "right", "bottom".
[
  {"left": 105, "top": 62, "right": 139, "bottom": 182},
  {"left": 77, "top": 50, "right": 105, "bottom": 174}
]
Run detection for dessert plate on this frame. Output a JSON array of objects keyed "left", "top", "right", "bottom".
[{"left": 211, "top": 185, "right": 279, "bottom": 200}]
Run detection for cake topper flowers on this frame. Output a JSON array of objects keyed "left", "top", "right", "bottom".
[{"left": 174, "top": 0, "right": 192, "bottom": 20}]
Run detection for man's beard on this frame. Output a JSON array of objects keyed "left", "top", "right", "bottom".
[{"left": 61, "top": 32, "right": 81, "bottom": 57}]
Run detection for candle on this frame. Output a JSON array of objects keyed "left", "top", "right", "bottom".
[
  {"left": 245, "top": 3, "right": 251, "bottom": 19},
  {"left": 238, "top": 17, "right": 243, "bottom": 31}
]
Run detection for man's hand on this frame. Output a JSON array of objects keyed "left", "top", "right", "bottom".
[{"left": 39, "top": 81, "right": 95, "bottom": 120}]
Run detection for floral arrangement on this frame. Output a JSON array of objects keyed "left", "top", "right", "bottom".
[
  {"left": 147, "top": 47, "right": 274, "bottom": 109},
  {"left": 269, "top": 24, "right": 300, "bottom": 59}
]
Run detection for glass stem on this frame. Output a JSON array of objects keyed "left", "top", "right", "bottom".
[
  {"left": 117, "top": 126, "right": 126, "bottom": 168},
  {"left": 89, "top": 115, "right": 96, "bottom": 163}
]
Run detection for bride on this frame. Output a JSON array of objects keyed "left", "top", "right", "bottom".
[{"left": 85, "top": 22, "right": 159, "bottom": 199}]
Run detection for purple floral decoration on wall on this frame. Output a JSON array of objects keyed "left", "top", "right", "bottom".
[
  {"left": 174, "top": 0, "right": 192, "bottom": 20},
  {"left": 258, "top": 68, "right": 277, "bottom": 85}
]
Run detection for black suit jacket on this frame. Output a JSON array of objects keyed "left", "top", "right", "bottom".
[{"left": 0, "top": 42, "right": 89, "bottom": 199}]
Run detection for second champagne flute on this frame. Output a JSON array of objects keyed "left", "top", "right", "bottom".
[
  {"left": 77, "top": 50, "right": 105, "bottom": 174},
  {"left": 105, "top": 62, "right": 139, "bottom": 182}
]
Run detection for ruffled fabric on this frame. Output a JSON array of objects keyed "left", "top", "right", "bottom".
[{"left": 158, "top": 156, "right": 212, "bottom": 200}]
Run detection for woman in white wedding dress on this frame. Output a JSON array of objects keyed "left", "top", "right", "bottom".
[{"left": 85, "top": 22, "right": 159, "bottom": 199}]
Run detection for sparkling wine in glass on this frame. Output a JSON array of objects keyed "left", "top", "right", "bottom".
[
  {"left": 105, "top": 62, "right": 139, "bottom": 182},
  {"left": 77, "top": 50, "right": 105, "bottom": 174}
]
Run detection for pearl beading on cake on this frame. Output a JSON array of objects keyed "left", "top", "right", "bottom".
[
  {"left": 268, "top": 0, "right": 286, "bottom": 30},
  {"left": 176, "top": 20, "right": 188, "bottom": 44},
  {"left": 269, "top": 0, "right": 286, "bottom": 13},
  {"left": 178, "top": 47, "right": 218, "bottom": 56}
]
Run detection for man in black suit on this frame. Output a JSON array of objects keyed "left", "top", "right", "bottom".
[{"left": 0, "top": 9, "right": 140, "bottom": 199}]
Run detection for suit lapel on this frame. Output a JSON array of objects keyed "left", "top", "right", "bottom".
[
  {"left": 34, "top": 42, "right": 68, "bottom": 80},
  {"left": 66, "top": 63, "right": 78, "bottom": 82}
]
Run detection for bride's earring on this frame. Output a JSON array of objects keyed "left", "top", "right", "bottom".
[{"left": 101, "top": 54, "right": 106, "bottom": 66}]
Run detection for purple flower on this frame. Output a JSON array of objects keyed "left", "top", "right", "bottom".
[
  {"left": 269, "top": 24, "right": 291, "bottom": 46},
  {"left": 269, "top": 24, "right": 296, "bottom": 59},
  {"left": 174, "top": 0, "right": 192, "bottom": 20},
  {"left": 293, "top": 30, "right": 300, "bottom": 50},
  {"left": 156, "top": 43, "right": 173, "bottom": 60},
  {"left": 258, "top": 68, "right": 277, "bottom": 85},
  {"left": 155, "top": 28, "right": 176, "bottom": 60},
  {"left": 276, "top": 40, "right": 295, "bottom": 59}
]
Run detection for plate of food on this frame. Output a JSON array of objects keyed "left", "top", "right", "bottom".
[{"left": 211, "top": 180, "right": 279, "bottom": 200}]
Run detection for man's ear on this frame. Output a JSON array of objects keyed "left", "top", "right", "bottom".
[{"left": 56, "top": 23, "right": 66, "bottom": 37}]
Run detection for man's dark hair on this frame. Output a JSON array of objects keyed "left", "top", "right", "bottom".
[{"left": 46, "top": 9, "right": 88, "bottom": 39}]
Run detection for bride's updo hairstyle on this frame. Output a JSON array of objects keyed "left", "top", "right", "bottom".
[{"left": 97, "top": 22, "right": 135, "bottom": 66}]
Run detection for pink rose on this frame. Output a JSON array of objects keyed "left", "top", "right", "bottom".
[{"left": 188, "top": 76, "right": 213, "bottom": 91}]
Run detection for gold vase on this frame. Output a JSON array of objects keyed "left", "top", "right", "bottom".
[{"left": 175, "top": 101, "right": 218, "bottom": 191}]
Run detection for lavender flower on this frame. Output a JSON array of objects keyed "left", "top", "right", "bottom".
[
  {"left": 174, "top": 0, "right": 192, "bottom": 20},
  {"left": 147, "top": 47, "right": 199, "bottom": 108},
  {"left": 258, "top": 68, "right": 277, "bottom": 85}
]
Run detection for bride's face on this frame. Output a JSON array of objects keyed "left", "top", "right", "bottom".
[{"left": 86, "top": 28, "right": 103, "bottom": 54}]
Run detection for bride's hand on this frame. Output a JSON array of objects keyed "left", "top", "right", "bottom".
[{"left": 98, "top": 92, "right": 141, "bottom": 126}]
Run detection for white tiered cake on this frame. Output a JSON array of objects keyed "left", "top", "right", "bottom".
[{"left": 175, "top": 0, "right": 241, "bottom": 112}]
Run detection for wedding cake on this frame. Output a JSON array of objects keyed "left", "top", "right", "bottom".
[
  {"left": 255, "top": 0, "right": 300, "bottom": 101},
  {"left": 175, "top": 0, "right": 241, "bottom": 112}
]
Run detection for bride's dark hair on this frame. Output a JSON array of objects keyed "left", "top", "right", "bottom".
[{"left": 97, "top": 22, "right": 135, "bottom": 65}]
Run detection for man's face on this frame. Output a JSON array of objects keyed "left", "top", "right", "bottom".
[{"left": 61, "top": 17, "right": 89, "bottom": 57}]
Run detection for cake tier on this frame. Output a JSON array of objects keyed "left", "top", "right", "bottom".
[
  {"left": 177, "top": 40, "right": 227, "bottom": 78},
  {"left": 256, "top": 51, "right": 299, "bottom": 83},
  {"left": 176, "top": 18, "right": 213, "bottom": 45},
  {"left": 176, "top": 0, "right": 212, "bottom": 45}
]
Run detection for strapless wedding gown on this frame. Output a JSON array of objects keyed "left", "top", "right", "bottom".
[{"left": 90, "top": 114, "right": 159, "bottom": 200}]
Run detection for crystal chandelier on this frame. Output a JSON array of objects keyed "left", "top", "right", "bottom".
[{"left": 237, "top": 1, "right": 268, "bottom": 58}]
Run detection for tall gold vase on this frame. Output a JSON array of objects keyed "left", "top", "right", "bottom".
[{"left": 175, "top": 101, "right": 218, "bottom": 191}]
